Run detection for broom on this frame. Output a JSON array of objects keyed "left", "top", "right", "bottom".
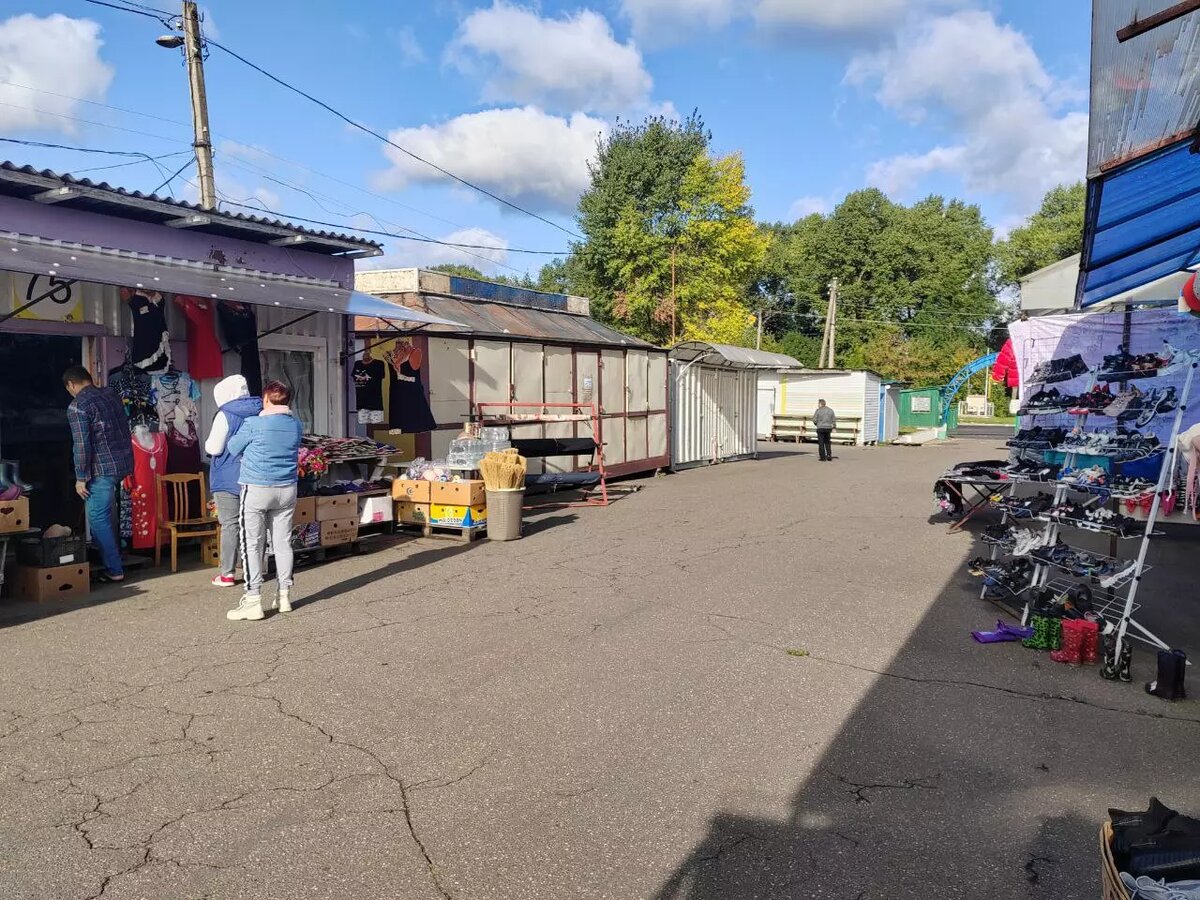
[{"left": 480, "top": 451, "right": 526, "bottom": 491}]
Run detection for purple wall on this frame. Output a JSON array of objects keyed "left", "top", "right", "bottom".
[{"left": 0, "top": 195, "right": 355, "bottom": 287}]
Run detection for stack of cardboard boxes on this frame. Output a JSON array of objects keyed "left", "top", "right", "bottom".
[
  {"left": 393, "top": 479, "right": 488, "bottom": 530},
  {"left": 4, "top": 498, "right": 91, "bottom": 602}
]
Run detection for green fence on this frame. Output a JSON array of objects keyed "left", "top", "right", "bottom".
[{"left": 899, "top": 388, "right": 957, "bottom": 431}]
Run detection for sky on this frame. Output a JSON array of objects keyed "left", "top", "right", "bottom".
[{"left": 0, "top": 0, "right": 1092, "bottom": 279}]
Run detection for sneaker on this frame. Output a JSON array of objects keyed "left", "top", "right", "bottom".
[
  {"left": 211, "top": 574, "right": 237, "bottom": 588},
  {"left": 278, "top": 587, "right": 293, "bottom": 613},
  {"left": 226, "top": 594, "right": 264, "bottom": 621}
]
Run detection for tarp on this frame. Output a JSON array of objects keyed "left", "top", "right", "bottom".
[
  {"left": 0, "top": 232, "right": 462, "bottom": 328},
  {"left": 1008, "top": 308, "right": 1200, "bottom": 452}
]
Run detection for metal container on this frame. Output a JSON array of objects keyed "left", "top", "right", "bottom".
[{"left": 486, "top": 489, "right": 524, "bottom": 541}]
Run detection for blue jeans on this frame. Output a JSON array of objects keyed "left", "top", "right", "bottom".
[{"left": 86, "top": 475, "right": 122, "bottom": 576}]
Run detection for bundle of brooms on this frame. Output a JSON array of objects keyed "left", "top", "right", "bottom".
[{"left": 480, "top": 449, "right": 527, "bottom": 491}]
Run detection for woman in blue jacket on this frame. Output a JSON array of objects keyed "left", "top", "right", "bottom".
[
  {"left": 225, "top": 380, "right": 303, "bottom": 622},
  {"left": 205, "top": 375, "right": 262, "bottom": 588}
]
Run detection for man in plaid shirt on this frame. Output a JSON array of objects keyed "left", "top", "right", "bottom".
[{"left": 64, "top": 366, "right": 134, "bottom": 582}]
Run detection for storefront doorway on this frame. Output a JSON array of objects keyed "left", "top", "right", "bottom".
[
  {"left": 260, "top": 337, "right": 327, "bottom": 433},
  {"left": 0, "top": 332, "right": 84, "bottom": 529}
]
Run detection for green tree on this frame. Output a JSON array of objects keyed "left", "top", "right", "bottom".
[
  {"left": 427, "top": 263, "right": 536, "bottom": 290},
  {"left": 995, "top": 182, "right": 1085, "bottom": 286}
]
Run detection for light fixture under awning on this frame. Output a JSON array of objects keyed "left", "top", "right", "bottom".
[{"left": 1, "top": 233, "right": 464, "bottom": 328}]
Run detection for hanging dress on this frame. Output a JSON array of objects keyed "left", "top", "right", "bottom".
[
  {"left": 124, "top": 432, "right": 168, "bottom": 551},
  {"left": 387, "top": 355, "right": 437, "bottom": 433}
]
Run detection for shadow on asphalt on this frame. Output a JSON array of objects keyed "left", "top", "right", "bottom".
[
  {"left": 0, "top": 581, "right": 143, "bottom": 629},
  {"left": 650, "top": 449, "right": 1200, "bottom": 899},
  {"left": 293, "top": 540, "right": 478, "bottom": 610}
]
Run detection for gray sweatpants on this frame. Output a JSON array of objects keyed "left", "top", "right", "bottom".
[
  {"left": 213, "top": 491, "right": 241, "bottom": 577},
  {"left": 239, "top": 484, "right": 297, "bottom": 597}
]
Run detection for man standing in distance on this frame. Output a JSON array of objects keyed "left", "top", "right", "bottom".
[
  {"left": 64, "top": 366, "right": 134, "bottom": 582},
  {"left": 813, "top": 399, "right": 837, "bottom": 462}
]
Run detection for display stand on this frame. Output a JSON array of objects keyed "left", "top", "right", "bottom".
[
  {"left": 475, "top": 402, "right": 611, "bottom": 508},
  {"left": 999, "top": 359, "right": 1196, "bottom": 661}
]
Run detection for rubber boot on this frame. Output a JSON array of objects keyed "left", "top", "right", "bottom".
[
  {"left": 1100, "top": 633, "right": 1120, "bottom": 681},
  {"left": 1050, "top": 620, "right": 1084, "bottom": 665},
  {"left": 1079, "top": 621, "right": 1100, "bottom": 665},
  {"left": 1118, "top": 641, "right": 1133, "bottom": 683},
  {"left": 1023, "top": 616, "right": 1049, "bottom": 650},
  {"left": 1146, "top": 649, "right": 1187, "bottom": 701},
  {"left": 1047, "top": 618, "right": 1063, "bottom": 652}
]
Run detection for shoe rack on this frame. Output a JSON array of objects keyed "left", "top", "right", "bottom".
[{"left": 1009, "top": 355, "right": 1196, "bottom": 664}]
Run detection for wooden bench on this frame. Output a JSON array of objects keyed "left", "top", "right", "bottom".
[{"left": 772, "top": 414, "right": 863, "bottom": 446}]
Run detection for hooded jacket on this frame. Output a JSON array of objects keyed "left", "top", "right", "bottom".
[
  {"left": 206, "top": 375, "right": 262, "bottom": 495},
  {"left": 227, "top": 407, "right": 303, "bottom": 487}
]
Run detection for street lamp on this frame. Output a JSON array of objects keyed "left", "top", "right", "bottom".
[{"left": 155, "top": 34, "right": 185, "bottom": 49}]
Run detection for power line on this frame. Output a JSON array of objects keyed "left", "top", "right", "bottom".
[
  {"left": 202, "top": 37, "right": 584, "bottom": 240},
  {"left": 80, "top": 0, "right": 173, "bottom": 23},
  {"left": 151, "top": 154, "right": 196, "bottom": 195},
  {"left": 0, "top": 101, "right": 189, "bottom": 145},
  {"left": 73, "top": 150, "right": 193, "bottom": 175}
]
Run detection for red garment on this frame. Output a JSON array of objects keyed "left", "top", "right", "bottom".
[
  {"left": 992, "top": 339, "right": 1019, "bottom": 388},
  {"left": 175, "top": 295, "right": 224, "bottom": 380},
  {"left": 124, "top": 433, "right": 167, "bottom": 551}
]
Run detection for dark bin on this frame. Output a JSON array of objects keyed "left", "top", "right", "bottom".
[{"left": 17, "top": 533, "right": 88, "bottom": 568}]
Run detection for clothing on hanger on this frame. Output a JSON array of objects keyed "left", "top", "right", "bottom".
[
  {"left": 216, "top": 300, "right": 262, "bottom": 394},
  {"left": 109, "top": 361, "right": 158, "bottom": 430},
  {"left": 387, "top": 355, "right": 437, "bottom": 433},
  {"left": 174, "top": 295, "right": 224, "bottom": 380},
  {"left": 353, "top": 357, "right": 386, "bottom": 414},
  {"left": 125, "top": 431, "right": 168, "bottom": 550},
  {"left": 124, "top": 288, "right": 171, "bottom": 373}
]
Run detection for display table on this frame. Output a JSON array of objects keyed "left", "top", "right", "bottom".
[{"left": 937, "top": 476, "right": 1011, "bottom": 533}]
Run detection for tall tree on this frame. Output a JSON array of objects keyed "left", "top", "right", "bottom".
[{"left": 995, "top": 182, "right": 1085, "bottom": 286}]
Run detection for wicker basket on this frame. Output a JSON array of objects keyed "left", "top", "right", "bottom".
[{"left": 1101, "top": 822, "right": 1131, "bottom": 900}]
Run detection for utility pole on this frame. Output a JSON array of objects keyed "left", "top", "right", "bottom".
[
  {"left": 824, "top": 278, "right": 839, "bottom": 368},
  {"left": 181, "top": 1, "right": 216, "bottom": 209},
  {"left": 670, "top": 243, "right": 677, "bottom": 345}
]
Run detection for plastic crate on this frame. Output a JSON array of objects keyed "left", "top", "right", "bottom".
[{"left": 17, "top": 534, "right": 88, "bottom": 568}]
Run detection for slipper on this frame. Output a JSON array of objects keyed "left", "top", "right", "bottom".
[
  {"left": 973, "top": 621, "right": 1023, "bottom": 643},
  {"left": 1163, "top": 491, "right": 1179, "bottom": 517},
  {"left": 998, "top": 621, "right": 1035, "bottom": 640},
  {"left": 1140, "top": 492, "right": 1155, "bottom": 515},
  {"left": 94, "top": 571, "right": 125, "bottom": 584}
]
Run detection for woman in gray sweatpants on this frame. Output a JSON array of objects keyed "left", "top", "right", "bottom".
[
  {"left": 224, "top": 381, "right": 303, "bottom": 622},
  {"left": 205, "top": 375, "right": 262, "bottom": 587}
]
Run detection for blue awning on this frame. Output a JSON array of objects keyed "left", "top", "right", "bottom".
[{"left": 1078, "top": 137, "right": 1200, "bottom": 307}]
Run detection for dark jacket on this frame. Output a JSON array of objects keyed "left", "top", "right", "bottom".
[{"left": 67, "top": 385, "right": 134, "bottom": 481}]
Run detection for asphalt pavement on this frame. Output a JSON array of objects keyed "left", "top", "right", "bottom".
[{"left": 1, "top": 437, "right": 1197, "bottom": 899}]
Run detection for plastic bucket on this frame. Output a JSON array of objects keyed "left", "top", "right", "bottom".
[{"left": 486, "top": 489, "right": 524, "bottom": 541}]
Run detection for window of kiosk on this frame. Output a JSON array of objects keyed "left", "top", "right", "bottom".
[
  {"left": 259, "top": 338, "right": 326, "bottom": 434},
  {"left": 0, "top": 332, "right": 87, "bottom": 530}
]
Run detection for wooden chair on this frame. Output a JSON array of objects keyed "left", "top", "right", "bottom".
[{"left": 155, "top": 473, "right": 220, "bottom": 573}]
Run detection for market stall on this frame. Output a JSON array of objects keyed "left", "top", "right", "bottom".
[{"left": 0, "top": 164, "right": 453, "bottom": 599}]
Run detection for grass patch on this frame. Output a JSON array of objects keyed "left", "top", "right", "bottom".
[
  {"left": 786, "top": 648, "right": 810, "bottom": 658},
  {"left": 959, "top": 416, "right": 1016, "bottom": 426}
]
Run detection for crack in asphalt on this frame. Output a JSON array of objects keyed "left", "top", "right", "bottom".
[{"left": 835, "top": 774, "right": 940, "bottom": 805}]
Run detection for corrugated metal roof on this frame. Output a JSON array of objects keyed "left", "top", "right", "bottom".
[
  {"left": 1088, "top": 3, "right": 1200, "bottom": 176},
  {"left": 669, "top": 341, "right": 802, "bottom": 368},
  {"left": 0, "top": 162, "right": 381, "bottom": 255},
  {"left": 366, "top": 292, "right": 657, "bottom": 348}
]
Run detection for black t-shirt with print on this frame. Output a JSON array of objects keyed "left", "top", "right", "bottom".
[{"left": 353, "top": 358, "right": 386, "bottom": 412}]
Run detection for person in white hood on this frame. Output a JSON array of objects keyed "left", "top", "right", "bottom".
[{"left": 205, "top": 375, "right": 262, "bottom": 587}]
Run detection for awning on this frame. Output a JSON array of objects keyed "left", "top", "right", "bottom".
[
  {"left": 1078, "top": 139, "right": 1200, "bottom": 307},
  {"left": 1078, "top": 3, "right": 1200, "bottom": 307},
  {"left": 1, "top": 233, "right": 462, "bottom": 328}
]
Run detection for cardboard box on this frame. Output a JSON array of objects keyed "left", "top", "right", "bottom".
[
  {"left": 9, "top": 563, "right": 90, "bottom": 602},
  {"left": 431, "top": 480, "right": 486, "bottom": 507},
  {"left": 293, "top": 496, "right": 317, "bottom": 524},
  {"left": 0, "top": 496, "right": 30, "bottom": 534},
  {"left": 359, "top": 495, "right": 393, "bottom": 526},
  {"left": 199, "top": 534, "right": 221, "bottom": 568},
  {"left": 316, "top": 494, "right": 357, "bottom": 522},
  {"left": 394, "top": 501, "right": 430, "bottom": 525},
  {"left": 320, "top": 517, "right": 359, "bottom": 547},
  {"left": 292, "top": 522, "right": 321, "bottom": 550},
  {"left": 391, "top": 479, "right": 431, "bottom": 503},
  {"left": 429, "top": 503, "right": 487, "bottom": 528}
]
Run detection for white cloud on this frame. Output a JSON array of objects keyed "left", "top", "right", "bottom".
[
  {"left": 849, "top": 10, "right": 1087, "bottom": 212},
  {"left": 361, "top": 226, "right": 511, "bottom": 274},
  {"left": 754, "top": 0, "right": 963, "bottom": 34},
  {"left": 451, "top": 2, "right": 652, "bottom": 114},
  {"left": 621, "top": 0, "right": 738, "bottom": 43},
  {"left": 391, "top": 26, "right": 426, "bottom": 66},
  {"left": 788, "top": 195, "right": 830, "bottom": 218},
  {"left": 0, "top": 14, "right": 113, "bottom": 134},
  {"left": 373, "top": 106, "right": 607, "bottom": 214}
]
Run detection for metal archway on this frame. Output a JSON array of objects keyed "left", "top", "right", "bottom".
[{"left": 941, "top": 352, "right": 998, "bottom": 422}]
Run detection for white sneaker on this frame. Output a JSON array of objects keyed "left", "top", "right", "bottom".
[
  {"left": 278, "top": 588, "right": 292, "bottom": 613},
  {"left": 226, "top": 594, "right": 264, "bottom": 621}
]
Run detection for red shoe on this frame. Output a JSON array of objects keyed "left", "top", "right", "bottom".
[
  {"left": 1050, "top": 620, "right": 1085, "bottom": 665},
  {"left": 211, "top": 574, "right": 237, "bottom": 588},
  {"left": 1079, "top": 620, "right": 1100, "bottom": 665}
]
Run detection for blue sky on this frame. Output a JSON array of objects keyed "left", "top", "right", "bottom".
[{"left": 0, "top": 0, "right": 1091, "bottom": 278}]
